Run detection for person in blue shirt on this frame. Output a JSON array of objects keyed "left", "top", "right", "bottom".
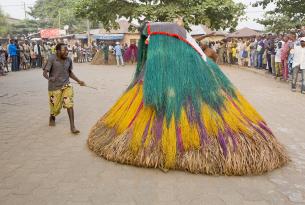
[
  {"left": 8, "top": 39, "right": 18, "bottom": 72},
  {"left": 114, "top": 42, "right": 124, "bottom": 67}
]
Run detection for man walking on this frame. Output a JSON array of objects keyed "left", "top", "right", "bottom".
[
  {"left": 114, "top": 42, "right": 124, "bottom": 66},
  {"left": 43, "top": 43, "right": 86, "bottom": 134}
]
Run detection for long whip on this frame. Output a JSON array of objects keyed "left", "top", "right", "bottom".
[{"left": 70, "top": 82, "right": 98, "bottom": 90}]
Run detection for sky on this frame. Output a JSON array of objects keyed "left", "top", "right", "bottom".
[{"left": 0, "top": 0, "right": 274, "bottom": 31}]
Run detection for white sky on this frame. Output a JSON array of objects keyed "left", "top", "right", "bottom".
[{"left": 0, "top": 0, "right": 274, "bottom": 31}]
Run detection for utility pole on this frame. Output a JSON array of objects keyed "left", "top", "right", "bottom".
[
  {"left": 87, "top": 19, "right": 90, "bottom": 46},
  {"left": 23, "top": 1, "right": 27, "bottom": 19},
  {"left": 58, "top": 11, "right": 61, "bottom": 29}
]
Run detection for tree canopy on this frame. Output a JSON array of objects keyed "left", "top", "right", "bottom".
[
  {"left": 0, "top": 7, "right": 10, "bottom": 37},
  {"left": 28, "top": 0, "right": 88, "bottom": 32},
  {"left": 74, "top": 0, "right": 245, "bottom": 31},
  {"left": 9, "top": 20, "right": 41, "bottom": 36},
  {"left": 253, "top": 0, "right": 305, "bottom": 33}
]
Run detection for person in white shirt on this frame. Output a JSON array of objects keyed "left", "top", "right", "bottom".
[{"left": 291, "top": 37, "right": 305, "bottom": 93}]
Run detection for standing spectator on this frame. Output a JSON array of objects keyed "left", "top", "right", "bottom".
[
  {"left": 34, "top": 41, "right": 42, "bottom": 68},
  {"left": 262, "top": 46, "right": 268, "bottom": 69},
  {"left": 72, "top": 44, "right": 77, "bottom": 63},
  {"left": 249, "top": 38, "right": 256, "bottom": 67},
  {"left": 246, "top": 41, "right": 251, "bottom": 67},
  {"left": 232, "top": 43, "right": 237, "bottom": 64},
  {"left": 41, "top": 42, "right": 48, "bottom": 66},
  {"left": 67, "top": 44, "right": 73, "bottom": 60},
  {"left": 240, "top": 40, "right": 247, "bottom": 66},
  {"left": 281, "top": 35, "right": 290, "bottom": 81},
  {"left": 19, "top": 42, "right": 27, "bottom": 70},
  {"left": 122, "top": 43, "right": 128, "bottom": 57},
  {"left": 123, "top": 43, "right": 138, "bottom": 64},
  {"left": 288, "top": 32, "right": 300, "bottom": 80},
  {"left": 14, "top": 40, "right": 20, "bottom": 71},
  {"left": 8, "top": 39, "right": 18, "bottom": 72},
  {"left": 0, "top": 45, "right": 8, "bottom": 73},
  {"left": 45, "top": 42, "right": 51, "bottom": 59},
  {"left": 253, "top": 36, "right": 259, "bottom": 67},
  {"left": 291, "top": 37, "right": 305, "bottom": 93},
  {"left": 24, "top": 41, "right": 31, "bottom": 69},
  {"left": 76, "top": 45, "right": 82, "bottom": 63},
  {"left": 236, "top": 39, "right": 242, "bottom": 66},
  {"left": 275, "top": 41, "right": 283, "bottom": 79},
  {"left": 265, "top": 34, "right": 272, "bottom": 73},
  {"left": 256, "top": 36, "right": 265, "bottom": 69},
  {"left": 0, "top": 46, "right": 6, "bottom": 76},
  {"left": 30, "top": 42, "right": 37, "bottom": 68},
  {"left": 217, "top": 41, "right": 225, "bottom": 65},
  {"left": 270, "top": 36, "right": 276, "bottom": 75},
  {"left": 114, "top": 42, "right": 124, "bottom": 67},
  {"left": 50, "top": 43, "right": 56, "bottom": 54},
  {"left": 102, "top": 43, "right": 109, "bottom": 64},
  {"left": 227, "top": 39, "right": 233, "bottom": 64}
]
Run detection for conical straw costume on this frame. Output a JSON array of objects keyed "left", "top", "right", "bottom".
[{"left": 88, "top": 22, "right": 288, "bottom": 175}]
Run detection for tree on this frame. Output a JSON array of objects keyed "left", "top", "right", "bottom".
[
  {"left": 9, "top": 20, "right": 41, "bottom": 36},
  {"left": 253, "top": 0, "right": 305, "bottom": 33},
  {"left": 74, "top": 0, "right": 245, "bottom": 31},
  {"left": 0, "top": 7, "right": 10, "bottom": 37},
  {"left": 28, "top": 0, "right": 88, "bottom": 32},
  {"left": 256, "top": 14, "right": 303, "bottom": 34}
]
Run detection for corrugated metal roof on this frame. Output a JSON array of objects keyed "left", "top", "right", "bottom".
[
  {"left": 190, "top": 25, "right": 226, "bottom": 36},
  {"left": 227, "top": 27, "right": 260, "bottom": 38}
]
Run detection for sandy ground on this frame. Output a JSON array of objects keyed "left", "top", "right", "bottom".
[{"left": 0, "top": 63, "right": 305, "bottom": 205}]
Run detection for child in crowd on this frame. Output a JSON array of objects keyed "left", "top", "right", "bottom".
[{"left": 275, "top": 42, "right": 283, "bottom": 79}]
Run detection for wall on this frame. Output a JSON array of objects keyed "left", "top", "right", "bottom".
[{"left": 122, "top": 33, "right": 140, "bottom": 45}]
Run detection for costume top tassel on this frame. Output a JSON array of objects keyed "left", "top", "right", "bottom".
[{"left": 145, "top": 35, "right": 151, "bottom": 45}]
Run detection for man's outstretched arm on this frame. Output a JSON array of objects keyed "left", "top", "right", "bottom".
[{"left": 69, "top": 71, "right": 85, "bottom": 86}]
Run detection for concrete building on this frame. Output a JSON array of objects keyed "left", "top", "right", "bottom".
[{"left": 92, "top": 19, "right": 140, "bottom": 45}]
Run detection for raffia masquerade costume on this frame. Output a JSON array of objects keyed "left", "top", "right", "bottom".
[{"left": 88, "top": 22, "right": 288, "bottom": 175}]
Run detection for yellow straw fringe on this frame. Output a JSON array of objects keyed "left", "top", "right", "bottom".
[
  {"left": 235, "top": 92, "right": 263, "bottom": 124},
  {"left": 161, "top": 116, "right": 177, "bottom": 168},
  {"left": 144, "top": 111, "right": 155, "bottom": 148},
  {"left": 130, "top": 106, "right": 153, "bottom": 153},
  {"left": 116, "top": 86, "right": 143, "bottom": 134},
  {"left": 201, "top": 104, "right": 224, "bottom": 137},
  {"left": 222, "top": 100, "right": 253, "bottom": 136},
  {"left": 103, "top": 84, "right": 140, "bottom": 128},
  {"left": 180, "top": 108, "right": 200, "bottom": 150}
]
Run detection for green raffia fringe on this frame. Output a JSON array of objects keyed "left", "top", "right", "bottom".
[{"left": 142, "top": 34, "right": 236, "bottom": 122}]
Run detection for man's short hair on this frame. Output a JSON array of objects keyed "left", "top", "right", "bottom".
[{"left": 55, "top": 43, "right": 66, "bottom": 51}]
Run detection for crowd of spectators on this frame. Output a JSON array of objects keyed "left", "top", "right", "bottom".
[{"left": 204, "top": 27, "right": 305, "bottom": 93}]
